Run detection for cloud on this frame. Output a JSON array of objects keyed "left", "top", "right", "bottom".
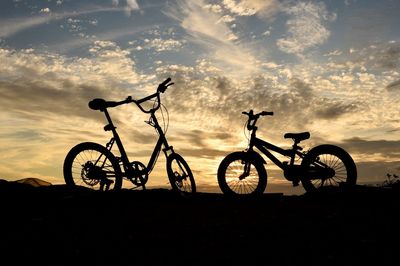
[
  {"left": 0, "top": 43, "right": 151, "bottom": 181},
  {"left": 0, "top": 6, "right": 122, "bottom": 38},
  {"left": 386, "top": 79, "right": 400, "bottom": 91},
  {"left": 39, "top": 8, "right": 51, "bottom": 13},
  {"left": 131, "top": 38, "right": 185, "bottom": 52},
  {"left": 0, "top": 42, "right": 140, "bottom": 121},
  {"left": 222, "top": 0, "right": 281, "bottom": 19},
  {"left": 276, "top": 1, "right": 336, "bottom": 55},
  {"left": 154, "top": 63, "right": 361, "bottom": 141},
  {"left": 203, "top": 4, "right": 223, "bottom": 14},
  {"left": 315, "top": 101, "right": 358, "bottom": 119},
  {"left": 0, "top": 43, "right": 393, "bottom": 187},
  {"left": 373, "top": 42, "right": 400, "bottom": 70},
  {"left": 125, "top": 0, "right": 140, "bottom": 16},
  {"left": 340, "top": 137, "right": 400, "bottom": 158},
  {"left": 164, "top": 0, "right": 260, "bottom": 76}
]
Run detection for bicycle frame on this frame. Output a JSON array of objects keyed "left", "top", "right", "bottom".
[
  {"left": 247, "top": 124, "right": 334, "bottom": 183},
  {"left": 102, "top": 108, "right": 174, "bottom": 181},
  {"left": 248, "top": 127, "right": 305, "bottom": 170}
]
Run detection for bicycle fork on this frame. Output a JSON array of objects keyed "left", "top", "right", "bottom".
[{"left": 239, "top": 161, "right": 252, "bottom": 180}]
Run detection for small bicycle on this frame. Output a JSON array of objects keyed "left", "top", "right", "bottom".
[
  {"left": 217, "top": 110, "right": 357, "bottom": 196},
  {"left": 63, "top": 78, "right": 196, "bottom": 195}
]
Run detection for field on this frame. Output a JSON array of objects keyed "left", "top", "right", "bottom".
[{"left": 1, "top": 180, "right": 399, "bottom": 265}]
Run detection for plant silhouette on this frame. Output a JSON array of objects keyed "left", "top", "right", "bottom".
[
  {"left": 63, "top": 78, "right": 196, "bottom": 195},
  {"left": 382, "top": 173, "right": 400, "bottom": 187},
  {"left": 217, "top": 109, "right": 358, "bottom": 197}
]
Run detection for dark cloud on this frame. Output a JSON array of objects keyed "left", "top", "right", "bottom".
[
  {"left": 386, "top": 79, "right": 400, "bottom": 91},
  {"left": 350, "top": 41, "right": 400, "bottom": 71},
  {"left": 340, "top": 137, "right": 400, "bottom": 157},
  {"left": 315, "top": 101, "right": 358, "bottom": 119},
  {"left": 375, "top": 42, "right": 400, "bottom": 69},
  {"left": 0, "top": 79, "right": 107, "bottom": 122},
  {"left": 290, "top": 78, "right": 314, "bottom": 100},
  {"left": 163, "top": 72, "right": 360, "bottom": 136}
]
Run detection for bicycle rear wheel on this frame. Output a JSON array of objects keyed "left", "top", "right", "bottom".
[
  {"left": 166, "top": 153, "right": 196, "bottom": 195},
  {"left": 63, "top": 142, "right": 122, "bottom": 191},
  {"left": 301, "top": 144, "right": 357, "bottom": 192}
]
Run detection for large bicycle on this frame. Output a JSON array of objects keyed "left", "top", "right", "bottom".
[
  {"left": 217, "top": 110, "right": 357, "bottom": 196},
  {"left": 63, "top": 78, "right": 196, "bottom": 195}
]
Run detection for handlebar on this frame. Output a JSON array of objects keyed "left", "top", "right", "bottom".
[
  {"left": 242, "top": 109, "right": 274, "bottom": 130},
  {"left": 242, "top": 110, "right": 274, "bottom": 119},
  {"left": 157, "top": 77, "right": 174, "bottom": 93},
  {"left": 88, "top": 78, "right": 173, "bottom": 113}
]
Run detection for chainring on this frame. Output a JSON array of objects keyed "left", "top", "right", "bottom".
[{"left": 130, "top": 161, "right": 149, "bottom": 186}]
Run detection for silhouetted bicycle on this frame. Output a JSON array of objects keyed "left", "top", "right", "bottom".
[
  {"left": 63, "top": 78, "right": 196, "bottom": 195},
  {"left": 217, "top": 110, "right": 357, "bottom": 196}
]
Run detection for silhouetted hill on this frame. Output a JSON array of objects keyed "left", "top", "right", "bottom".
[
  {"left": 14, "top": 177, "right": 52, "bottom": 187},
  {"left": 0, "top": 182, "right": 399, "bottom": 265}
]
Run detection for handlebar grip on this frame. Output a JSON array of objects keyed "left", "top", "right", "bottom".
[
  {"left": 261, "top": 111, "right": 274, "bottom": 116},
  {"left": 160, "top": 77, "right": 171, "bottom": 86},
  {"left": 157, "top": 77, "right": 173, "bottom": 93}
]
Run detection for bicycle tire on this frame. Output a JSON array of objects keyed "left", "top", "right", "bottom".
[
  {"left": 63, "top": 142, "right": 123, "bottom": 191},
  {"left": 166, "top": 153, "right": 196, "bottom": 195},
  {"left": 217, "top": 151, "right": 267, "bottom": 197},
  {"left": 301, "top": 144, "right": 357, "bottom": 192}
]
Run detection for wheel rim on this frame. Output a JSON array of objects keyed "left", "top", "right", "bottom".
[
  {"left": 224, "top": 159, "right": 260, "bottom": 194},
  {"left": 310, "top": 154, "right": 348, "bottom": 188},
  {"left": 71, "top": 149, "right": 118, "bottom": 190},
  {"left": 170, "top": 159, "right": 194, "bottom": 193}
]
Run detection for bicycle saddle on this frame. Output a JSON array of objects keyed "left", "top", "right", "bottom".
[
  {"left": 89, "top": 98, "right": 106, "bottom": 110},
  {"left": 284, "top": 132, "right": 310, "bottom": 142},
  {"left": 89, "top": 98, "right": 120, "bottom": 111}
]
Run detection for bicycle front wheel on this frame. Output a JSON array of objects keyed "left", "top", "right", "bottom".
[
  {"left": 63, "top": 142, "right": 123, "bottom": 191},
  {"left": 217, "top": 152, "right": 267, "bottom": 197},
  {"left": 301, "top": 144, "right": 357, "bottom": 192},
  {"left": 166, "top": 153, "right": 196, "bottom": 195}
]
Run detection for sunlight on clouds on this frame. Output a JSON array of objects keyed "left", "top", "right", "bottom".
[
  {"left": 129, "top": 38, "right": 186, "bottom": 52},
  {"left": 203, "top": 4, "right": 223, "bottom": 14},
  {"left": 174, "top": 0, "right": 238, "bottom": 43},
  {"left": 223, "top": 0, "right": 280, "bottom": 19},
  {"left": 1, "top": 39, "right": 399, "bottom": 186},
  {"left": 0, "top": 44, "right": 145, "bottom": 182},
  {"left": 39, "top": 8, "right": 51, "bottom": 13}
]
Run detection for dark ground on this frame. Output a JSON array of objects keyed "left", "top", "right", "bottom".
[{"left": 1, "top": 181, "right": 400, "bottom": 265}]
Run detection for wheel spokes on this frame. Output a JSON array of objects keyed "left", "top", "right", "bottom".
[
  {"left": 71, "top": 149, "right": 117, "bottom": 190},
  {"left": 311, "top": 154, "right": 347, "bottom": 188},
  {"left": 170, "top": 160, "right": 193, "bottom": 193},
  {"left": 225, "top": 160, "right": 259, "bottom": 194}
]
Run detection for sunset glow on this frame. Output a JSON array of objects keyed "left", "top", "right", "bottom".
[{"left": 1, "top": 0, "right": 399, "bottom": 194}]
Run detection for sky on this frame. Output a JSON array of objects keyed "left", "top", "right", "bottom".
[{"left": 0, "top": 0, "right": 399, "bottom": 194}]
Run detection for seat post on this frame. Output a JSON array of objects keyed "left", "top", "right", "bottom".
[{"left": 290, "top": 140, "right": 300, "bottom": 165}]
